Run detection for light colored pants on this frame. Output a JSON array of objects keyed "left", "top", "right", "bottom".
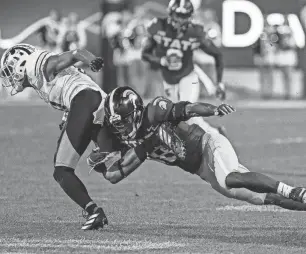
[
  {"left": 196, "top": 132, "right": 266, "bottom": 205},
  {"left": 163, "top": 71, "right": 219, "bottom": 134}
]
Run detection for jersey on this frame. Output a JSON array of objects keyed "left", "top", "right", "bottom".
[
  {"left": 120, "top": 97, "right": 205, "bottom": 174},
  {"left": 25, "top": 49, "right": 106, "bottom": 112},
  {"left": 147, "top": 17, "right": 204, "bottom": 85}
]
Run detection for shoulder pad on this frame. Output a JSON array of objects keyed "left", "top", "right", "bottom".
[
  {"left": 147, "top": 97, "right": 174, "bottom": 124},
  {"left": 25, "top": 50, "right": 51, "bottom": 85},
  {"left": 146, "top": 17, "right": 164, "bottom": 36}
]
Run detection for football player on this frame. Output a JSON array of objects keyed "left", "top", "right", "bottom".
[
  {"left": 0, "top": 44, "right": 114, "bottom": 230},
  {"left": 142, "top": 0, "right": 225, "bottom": 135},
  {"left": 88, "top": 86, "right": 306, "bottom": 211}
]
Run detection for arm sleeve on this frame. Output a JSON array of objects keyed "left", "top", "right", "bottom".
[{"left": 147, "top": 97, "right": 191, "bottom": 124}]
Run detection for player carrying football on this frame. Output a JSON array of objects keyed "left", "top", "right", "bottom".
[
  {"left": 0, "top": 44, "right": 114, "bottom": 230},
  {"left": 142, "top": 0, "right": 225, "bottom": 135},
  {"left": 88, "top": 86, "right": 306, "bottom": 212}
]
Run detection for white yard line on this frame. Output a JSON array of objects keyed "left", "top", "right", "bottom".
[
  {"left": 216, "top": 205, "right": 294, "bottom": 212},
  {"left": 0, "top": 239, "right": 185, "bottom": 251},
  {"left": 234, "top": 136, "right": 306, "bottom": 147}
]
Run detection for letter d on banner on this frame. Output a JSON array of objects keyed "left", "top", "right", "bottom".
[{"left": 223, "top": 0, "right": 264, "bottom": 47}]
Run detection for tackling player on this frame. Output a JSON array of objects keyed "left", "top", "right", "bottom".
[
  {"left": 0, "top": 44, "right": 114, "bottom": 230},
  {"left": 88, "top": 86, "right": 306, "bottom": 211},
  {"left": 142, "top": 0, "right": 225, "bottom": 135}
]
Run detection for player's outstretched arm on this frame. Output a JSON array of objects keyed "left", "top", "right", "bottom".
[
  {"left": 45, "top": 49, "right": 103, "bottom": 78},
  {"left": 87, "top": 145, "right": 147, "bottom": 184},
  {"left": 185, "top": 102, "right": 235, "bottom": 118}
]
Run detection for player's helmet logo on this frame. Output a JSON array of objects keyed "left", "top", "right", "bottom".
[
  {"left": 0, "top": 44, "right": 36, "bottom": 95},
  {"left": 168, "top": 0, "right": 194, "bottom": 32},
  {"left": 105, "top": 86, "right": 144, "bottom": 139}
]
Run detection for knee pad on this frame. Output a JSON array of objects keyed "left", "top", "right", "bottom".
[{"left": 53, "top": 166, "right": 75, "bottom": 183}]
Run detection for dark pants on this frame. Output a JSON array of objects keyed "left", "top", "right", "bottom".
[
  {"left": 53, "top": 88, "right": 115, "bottom": 209},
  {"left": 54, "top": 89, "right": 114, "bottom": 169}
]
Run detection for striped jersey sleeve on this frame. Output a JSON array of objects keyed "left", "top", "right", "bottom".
[{"left": 25, "top": 49, "right": 52, "bottom": 88}]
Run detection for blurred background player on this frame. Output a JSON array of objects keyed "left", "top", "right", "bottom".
[
  {"left": 36, "top": 9, "right": 62, "bottom": 53},
  {"left": 193, "top": 8, "right": 222, "bottom": 98},
  {"left": 273, "top": 14, "right": 298, "bottom": 100},
  {"left": 252, "top": 14, "right": 298, "bottom": 99},
  {"left": 142, "top": 0, "right": 226, "bottom": 135},
  {"left": 57, "top": 12, "right": 86, "bottom": 53}
]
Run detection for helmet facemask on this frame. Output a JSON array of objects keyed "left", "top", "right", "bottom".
[
  {"left": 105, "top": 88, "right": 144, "bottom": 140},
  {"left": 169, "top": 12, "right": 192, "bottom": 32},
  {"left": 168, "top": 0, "right": 194, "bottom": 33},
  {"left": 0, "top": 44, "right": 35, "bottom": 95},
  {"left": 109, "top": 108, "right": 143, "bottom": 139},
  {"left": 0, "top": 56, "right": 27, "bottom": 95}
]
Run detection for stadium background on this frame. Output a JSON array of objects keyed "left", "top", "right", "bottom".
[{"left": 0, "top": 0, "right": 305, "bottom": 99}]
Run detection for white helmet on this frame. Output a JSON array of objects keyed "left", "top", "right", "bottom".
[{"left": 0, "top": 44, "right": 36, "bottom": 95}]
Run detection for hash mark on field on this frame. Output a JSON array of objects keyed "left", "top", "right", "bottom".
[
  {"left": 235, "top": 136, "right": 306, "bottom": 147},
  {"left": 216, "top": 205, "right": 293, "bottom": 212},
  {"left": 0, "top": 239, "right": 185, "bottom": 251},
  {"left": 271, "top": 137, "right": 306, "bottom": 145}
]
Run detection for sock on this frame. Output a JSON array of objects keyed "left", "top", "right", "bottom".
[
  {"left": 85, "top": 201, "right": 98, "bottom": 214},
  {"left": 277, "top": 182, "right": 293, "bottom": 198}
]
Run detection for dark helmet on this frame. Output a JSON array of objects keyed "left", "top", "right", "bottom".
[
  {"left": 104, "top": 86, "right": 144, "bottom": 139},
  {"left": 168, "top": 0, "right": 194, "bottom": 31}
]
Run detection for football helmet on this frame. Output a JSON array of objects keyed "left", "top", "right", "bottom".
[
  {"left": 0, "top": 44, "right": 36, "bottom": 95},
  {"left": 168, "top": 0, "right": 194, "bottom": 31},
  {"left": 104, "top": 87, "right": 144, "bottom": 139}
]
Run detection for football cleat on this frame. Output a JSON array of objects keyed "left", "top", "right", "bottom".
[
  {"left": 289, "top": 187, "right": 306, "bottom": 203},
  {"left": 81, "top": 207, "right": 108, "bottom": 230}
]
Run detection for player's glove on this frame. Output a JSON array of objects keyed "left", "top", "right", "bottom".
[
  {"left": 215, "top": 82, "right": 226, "bottom": 101},
  {"left": 214, "top": 103, "right": 235, "bottom": 116},
  {"left": 87, "top": 148, "right": 121, "bottom": 174},
  {"left": 90, "top": 57, "right": 104, "bottom": 72}
]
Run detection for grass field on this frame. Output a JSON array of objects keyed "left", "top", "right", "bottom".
[{"left": 0, "top": 103, "right": 306, "bottom": 253}]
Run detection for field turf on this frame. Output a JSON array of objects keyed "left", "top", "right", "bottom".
[{"left": 0, "top": 103, "right": 306, "bottom": 253}]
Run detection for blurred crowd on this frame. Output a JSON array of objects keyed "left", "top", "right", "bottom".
[
  {"left": 0, "top": 0, "right": 303, "bottom": 100},
  {"left": 36, "top": 9, "right": 86, "bottom": 54}
]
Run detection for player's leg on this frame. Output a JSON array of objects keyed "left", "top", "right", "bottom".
[
  {"left": 225, "top": 165, "right": 306, "bottom": 204},
  {"left": 264, "top": 193, "right": 306, "bottom": 210},
  {"left": 178, "top": 71, "right": 220, "bottom": 134},
  {"left": 196, "top": 132, "right": 306, "bottom": 208},
  {"left": 163, "top": 80, "right": 180, "bottom": 102},
  {"left": 195, "top": 132, "right": 266, "bottom": 205},
  {"left": 53, "top": 89, "right": 109, "bottom": 229}
]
